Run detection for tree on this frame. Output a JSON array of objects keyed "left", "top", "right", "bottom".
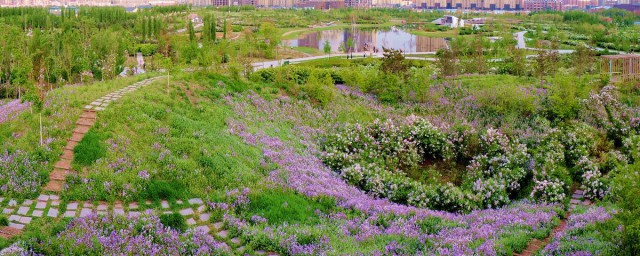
[
  {"left": 323, "top": 40, "right": 331, "bottom": 57},
  {"left": 572, "top": 44, "right": 595, "bottom": 77},
  {"left": 202, "top": 14, "right": 217, "bottom": 43},
  {"left": 380, "top": 47, "right": 407, "bottom": 76},
  {"left": 223, "top": 19, "right": 228, "bottom": 40},
  {"left": 471, "top": 36, "right": 487, "bottom": 74},
  {"left": 533, "top": 50, "right": 559, "bottom": 85},
  {"left": 436, "top": 48, "right": 457, "bottom": 79},
  {"left": 509, "top": 47, "right": 527, "bottom": 76},
  {"left": 187, "top": 20, "right": 196, "bottom": 42},
  {"left": 346, "top": 38, "right": 355, "bottom": 59}
]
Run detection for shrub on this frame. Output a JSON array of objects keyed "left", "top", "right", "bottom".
[
  {"left": 160, "top": 213, "right": 187, "bottom": 232},
  {"left": 531, "top": 178, "right": 566, "bottom": 203},
  {"left": 244, "top": 189, "right": 334, "bottom": 225},
  {"left": 300, "top": 71, "right": 336, "bottom": 107},
  {"left": 73, "top": 129, "right": 106, "bottom": 167},
  {"left": 0, "top": 215, "right": 8, "bottom": 226},
  {"left": 141, "top": 180, "right": 185, "bottom": 200}
]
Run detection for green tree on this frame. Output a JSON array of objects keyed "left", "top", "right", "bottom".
[
  {"left": 223, "top": 19, "right": 228, "bottom": 40},
  {"left": 572, "top": 44, "right": 595, "bottom": 77},
  {"left": 323, "top": 40, "right": 331, "bottom": 57},
  {"left": 533, "top": 50, "right": 559, "bottom": 85},
  {"left": 436, "top": 48, "right": 457, "bottom": 79},
  {"left": 380, "top": 47, "right": 407, "bottom": 76},
  {"left": 187, "top": 20, "right": 196, "bottom": 42}
]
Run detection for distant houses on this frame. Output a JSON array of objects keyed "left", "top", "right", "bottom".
[
  {"left": 188, "top": 13, "right": 202, "bottom": 24},
  {"left": 432, "top": 15, "right": 465, "bottom": 28}
]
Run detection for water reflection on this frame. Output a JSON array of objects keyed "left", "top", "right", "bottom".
[{"left": 285, "top": 28, "right": 448, "bottom": 53}]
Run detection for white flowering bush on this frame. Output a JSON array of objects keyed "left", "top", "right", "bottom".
[
  {"left": 573, "top": 156, "right": 599, "bottom": 182},
  {"left": 472, "top": 178, "right": 510, "bottom": 208},
  {"left": 582, "top": 168, "right": 608, "bottom": 200},
  {"left": 531, "top": 178, "right": 566, "bottom": 203},
  {"left": 561, "top": 123, "right": 597, "bottom": 167},
  {"left": 622, "top": 135, "right": 640, "bottom": 163}
]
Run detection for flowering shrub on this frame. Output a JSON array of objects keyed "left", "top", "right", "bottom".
[
  {"left": 531, "top": 178, "right": 566, "bottom": 203},
  {"left": 49, "top": 214, "right": 229, "bottom": 255},
  {"left": 561, "top": 124, "right": 597, "bottom": 167},
  {"left": 321, "top": 117, "right": 537, "bottom": 211},
  {"left": 622, "top": 135, "right": 640, "bottom": 163},
  {"left": 582, "top": 169, "right": 608, "bottom": 200}
]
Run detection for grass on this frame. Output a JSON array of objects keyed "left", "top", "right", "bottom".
[
  {"left": 293, "top": 46, "right": 323, "bottom": 55},
  {"left": 62, "top": 72, "right": 264, "bottom": 201},
  {"left": 73, "top": 129, "right": 107, "bottom": 167},
  {"left": 244, "top": 189, "right": 335, "bottom": 225}
]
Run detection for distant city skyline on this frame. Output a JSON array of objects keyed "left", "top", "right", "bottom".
[{"left": 0, "top": 0, "right": 638, "bottom": 10}]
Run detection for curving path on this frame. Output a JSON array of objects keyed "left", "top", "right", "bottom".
[
  {"left": 515, "top": 188, "right": 592, "bottom": 256},
  {"left": 0, "top": 75, "right": 252, "bottom": 254},
  {"left": 43, "top": 76, "right": 166, "bottom": 192}
]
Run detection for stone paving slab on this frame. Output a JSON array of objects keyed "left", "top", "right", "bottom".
[
  {"left": 9, "top": 223, "right": 24, "bottom": 230},
  {"left": 187, "top": 218, "right": 196, "bottom": 225},
  {"left": 32, "top": 210, "right": 43, "bottom": 217},
  {"left": 64, "top": 211, "right": 76, "bottom": 217},
  {"left": 18, "top": 217, "right": 31, "bottom": 224},
  {"left": 67, "top": 202, "right": 78, "bottom": 210},
  {"left": 47, "top": 208, "right": 59, "bottom": 218},
  {"left": 188, "top": 198, "right": 203, "bottom": 205},
  {"left": 2, "top": 208, "right": 13, "bottom": 214},
  {"left": 17, "top": 207, "right": 29, "bottom": 215},
  {"left": 196, "top": 225, "right": 210, "bottom": 233},
  {"left": 217, "top": 230, "right": 228, "bottom": 239},
  {"left": 80, "top": 208, "right": 92, "bottom": 217},
  {"left": 179, "top": 208, "right": 194, "bottom": 216},
  {"left": 35, "top": 202, "right": 46, "bottom": 209}
]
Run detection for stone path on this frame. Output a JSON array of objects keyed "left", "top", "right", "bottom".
[
  {"left": 43, "top": 77, "right": 164, "bottom": 192},
  {"left": 0, "top": 195, "right": 248, "bottom": 252},
  {"left": 515, "top": 189, "right": 591, "bottom": 256},
  {"left": 0, "top": 76, "right": 265, "bottom": 254}
]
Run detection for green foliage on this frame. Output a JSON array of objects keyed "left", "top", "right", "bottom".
[
  {"left": 300, "top": 71, "right": 336, "bottom": 106},
  {"left": 244, "top": 189, "right": 335, "bottom": 225},
  {"left": 141, "top": 180, "right": 186, "bottom": 201},
  {"left": 380, "top": 47, "right": 408, "bottom": 76},
  {"left": 0, "top": 215, "right": 8, "bottom": 226},
  {"left": 541, "top": 75, "right": 592, "bottom": 121},
  {"left": 73, "top": 129, "right": 107, "bottom": 167},
  {"left": 160, "top": 213, "right": 187, "bottom": 232}
]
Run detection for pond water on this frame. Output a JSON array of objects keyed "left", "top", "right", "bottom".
[{"left": 285, "top": 27, "right": 448, "bottom": 53}]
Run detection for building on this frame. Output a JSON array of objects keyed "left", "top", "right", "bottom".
[
  {"left": 523, "top": 0, "right": 563, "bottom": 10},
  {"left": 188, "top": 13, "right": 202, "bottom": 23},
  {"left": 432, "top": 15, "right": 465, "bottom": 28},
  {"left": 613, "top": 4, "right": 640, "bottom": 15},
  {"left": 297, "top": 0, "right": 345, "bottom": 9}
]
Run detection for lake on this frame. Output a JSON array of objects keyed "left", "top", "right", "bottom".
[{"left": 285, "top": 27, "right": 448, "bottom": 53}]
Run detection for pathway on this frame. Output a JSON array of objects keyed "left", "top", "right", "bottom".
[
  {"left": 43, "top": 77, "right": 165, "bottom": 193},
  {"left": 514, "top": 31, "right": 628, "bottom": 55},
  {"left": 0, "top": 75, "right": 253, "bottom": 254},
  {"left": 515, "top": 189, "right": 591, "bottom": 256}
]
